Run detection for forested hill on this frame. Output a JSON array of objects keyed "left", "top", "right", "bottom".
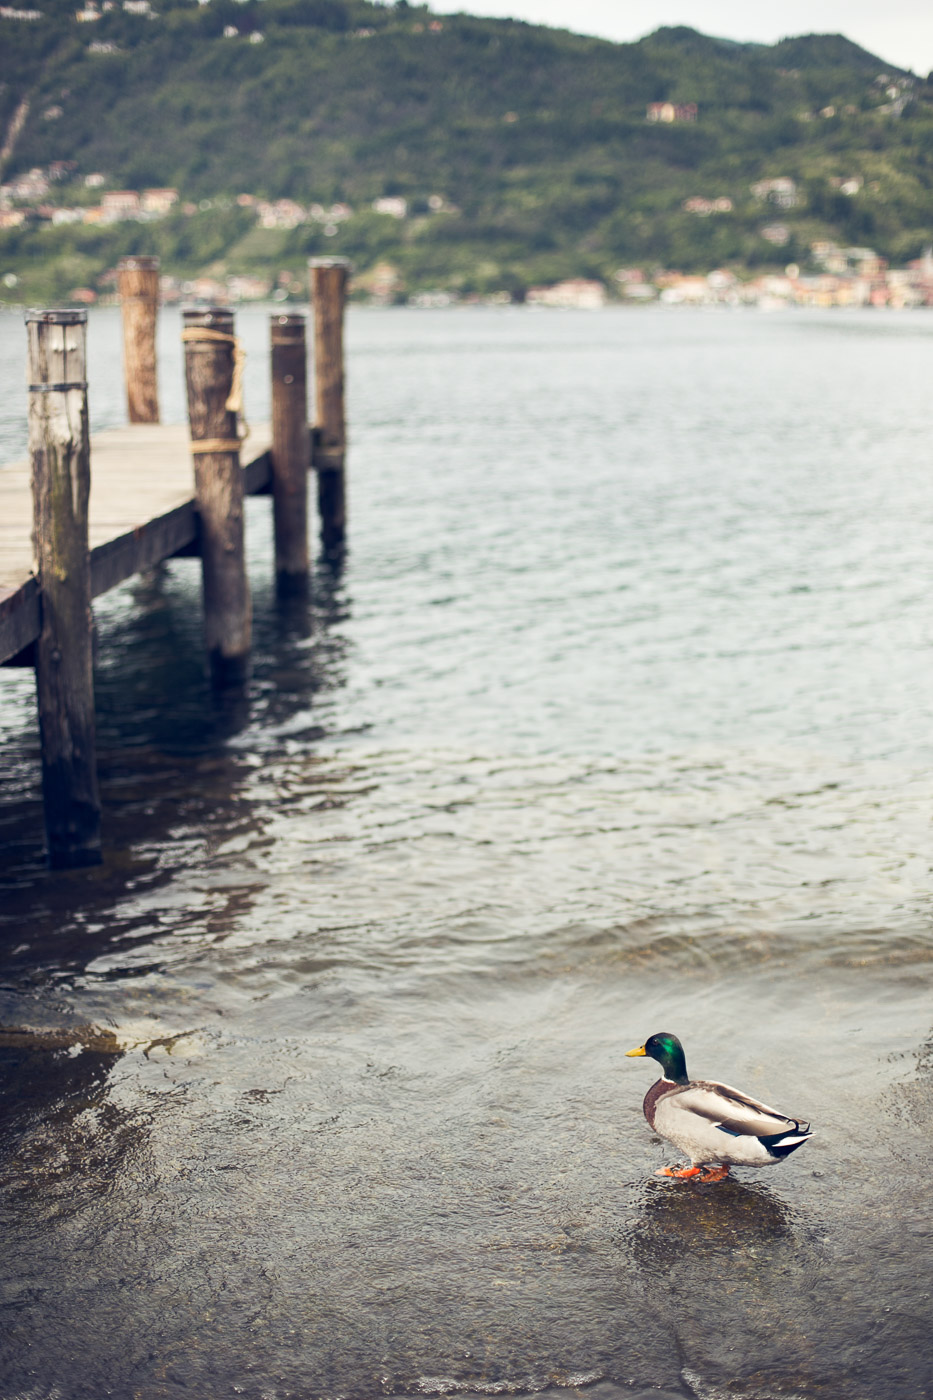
[{"left": 2, "top": 0, "right": 933, "bottom": 300}]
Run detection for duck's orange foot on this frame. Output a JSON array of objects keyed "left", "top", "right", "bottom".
[
  {"left": 655, "top": 1165, "right": 702, "bottom": 1179},
  {"left": 697, "top": 1164, "right": 730, "bottom": 1183}
]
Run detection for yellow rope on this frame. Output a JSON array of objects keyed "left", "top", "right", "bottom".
[{"left": 189, "top": 439, "right": 242, "bottom": 454}]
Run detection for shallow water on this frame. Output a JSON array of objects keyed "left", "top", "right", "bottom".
[{"left": 1, "top": 305, "right": 932, "bottom": 1399}]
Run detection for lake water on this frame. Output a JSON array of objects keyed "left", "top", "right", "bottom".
[{"left": 1, "top": 304, "right": 932, "bottom": 1400}]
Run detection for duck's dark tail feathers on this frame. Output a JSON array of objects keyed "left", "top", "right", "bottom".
[{"left": 758, "top": 1120, "right": 813, "bottom": 1160}]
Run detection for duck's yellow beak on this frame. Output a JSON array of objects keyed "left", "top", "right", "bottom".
[{"left": 626, "top": 1045, "right": 647, "bottom": 1057}]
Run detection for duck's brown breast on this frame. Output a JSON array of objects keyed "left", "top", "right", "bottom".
[{"left": 643, "top": 1077, "right": 677, "bottom": 1128}]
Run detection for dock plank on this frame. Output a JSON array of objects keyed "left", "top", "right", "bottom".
[{"left": 0, "top": 422, "right": 272, "bottom": 665}]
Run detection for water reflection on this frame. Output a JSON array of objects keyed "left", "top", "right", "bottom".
[
  {"left": 0, "top": 1032, "right": 140, "bottom": 1223},
  {"left": 0, "top": 541, "right": 349, "bottom": 995},
  {"left": 623, "top": 1178, "right": 825, "bottom": 1396},
  {"left": 94, "top": 547, "right": 341, "bottom": 756},
  {"left": 631, "top": 1174, "right": 797, "bottom": 1266}
]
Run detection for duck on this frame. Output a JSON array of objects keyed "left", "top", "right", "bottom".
[{"left": 626, "top": 1031, "right": 813, "bottom": 1182}]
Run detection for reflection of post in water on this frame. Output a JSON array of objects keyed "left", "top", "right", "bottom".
[
  {"left": 311, "top": 559, "right": 351, "bottom": 632},
  {"left": 209, "top": 678, "right": 252, "bottom": 741},
  {"left": 270, "top": 585, "right": 312, "bottom": 651}
]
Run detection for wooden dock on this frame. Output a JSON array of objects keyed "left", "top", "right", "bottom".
[
  {"left": 0, "top": 422, "right": 272, "bottom": 667},
  {"left": 1, "top": 255, "right": 351, "bottom": 867}
]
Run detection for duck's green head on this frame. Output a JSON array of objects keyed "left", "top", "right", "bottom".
[{"left": 626, "top": 1031, "right": 688, "bottom": 1085}]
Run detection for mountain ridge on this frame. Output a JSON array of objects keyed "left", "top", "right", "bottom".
[{"left": 0, "top": 2, "right": 930, "bottom": 300}]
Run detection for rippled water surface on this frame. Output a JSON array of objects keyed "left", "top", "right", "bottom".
[{"left": 1, "top": 305, "right": 932, "bottom": 1400}]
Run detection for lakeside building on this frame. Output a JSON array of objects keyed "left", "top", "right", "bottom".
[
  {"left": 627, "top": 260, "right": 933, "bottom": 309},
  {"left": 750, "top": 177, "right": 799, "bottom": 209},
  {"left": 372, "top": 197, "right": 408, "bottom": 218},
  {"left": 101, "top": 190, "right": 141, "bottom": 220},
  {"left": 141, "top": 188, "right": 178, "bottom": 215},
  {"left": 646, "top": 102, "right": 698, "bottom": 123},
  {"left": 6, "top": 166, "right": 933, "bottom": 312},
  {"left": 526, "top": 278, "right": 607, "bottom": 309}
]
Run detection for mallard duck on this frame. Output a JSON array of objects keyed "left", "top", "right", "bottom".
[{"left": 626, "top": 1031, "right": 812, "bottom": 1182}]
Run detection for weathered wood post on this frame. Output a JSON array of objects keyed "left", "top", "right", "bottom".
[
  {"left": 181, "top": 307, "right": 251, "bottom": 686},
  {"left": 270, "top": 312, "right": 310, "bottom": 593},
  {"left": 117, "top": 255, "right": 160, "bottom": 424},
  {"left": 26, "top": 308, "right": 102, "bottom": 868},
  {"left": 309, "top": 256, "right": 349, "bottom": 556}
]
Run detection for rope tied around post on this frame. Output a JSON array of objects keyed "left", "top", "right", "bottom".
[
  {"left": 28, "top": 381, "right": 89, "bottom": 394},
  {"left": 180, "top": 325, "right": 249, "bottom": 448}
]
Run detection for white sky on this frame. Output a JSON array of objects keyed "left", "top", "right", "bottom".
[{"left": 428, "top": 1, "right": 933, "bottom": 75}]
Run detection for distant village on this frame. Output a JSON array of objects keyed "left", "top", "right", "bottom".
[{"left": 3, "top": 160, "right": 933, "bottom": 310}]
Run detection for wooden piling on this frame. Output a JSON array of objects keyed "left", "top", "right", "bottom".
[
  {"left": 117, "top": 255, "right": 160, "bottom": 424},
  {"left": 309, "top": 256, "right": 349, "bottom": 555},
  {"left": 270, "top": 312, "right": 310, "bottom": 593},
  {"left": 181, "top": 307, "right": 251, "bottom": 686},
  {"left": 26, "top": 308, "right": 102, "bottom": 868}
]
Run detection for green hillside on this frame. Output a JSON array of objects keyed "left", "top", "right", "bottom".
[{"left": 1, "top": 0, "right": 932, "bottom": 300}]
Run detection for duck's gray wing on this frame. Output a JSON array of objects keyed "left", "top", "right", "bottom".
[{"left": 670, "top": 1080, "right": 809, "bottom": 1138}]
